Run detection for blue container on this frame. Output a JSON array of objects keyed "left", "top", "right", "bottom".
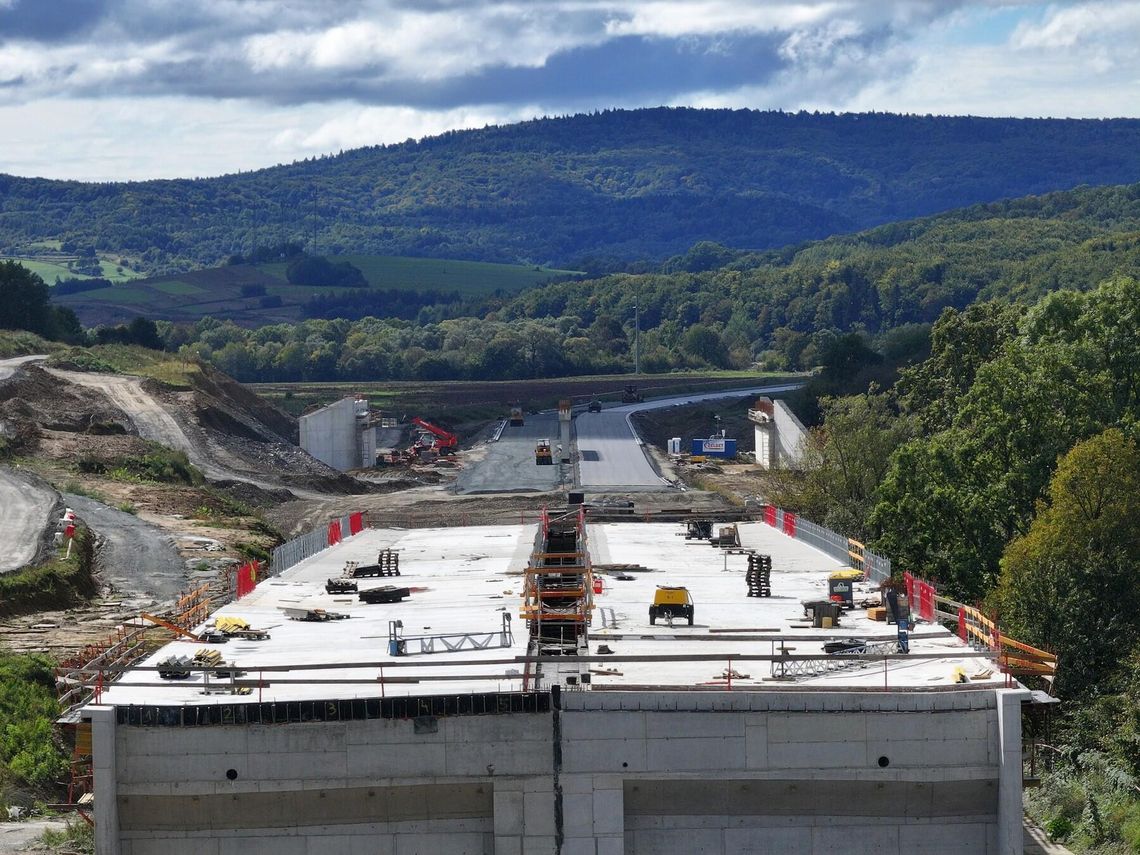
[{"left": 691, "top": 438, "right": 737, "bottom": 458}]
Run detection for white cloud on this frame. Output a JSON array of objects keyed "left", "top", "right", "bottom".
[
  {"left": 0, "top": 1, "right": 1138, "bottom": 180},
  {"left": 1012, "top": 1, "right": 1140, "bottom": 49},
  {"left": 603, "top": 1, "right": 839, "bottom": 38}
]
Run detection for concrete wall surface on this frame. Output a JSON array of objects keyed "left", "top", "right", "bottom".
[
  {"left": 773, "top": 399, "right": 807, "bottom": 468},
  {"left": 299, "top": 398, "right": 359, "bottom": 471},
  {"left": 95, "top": 689, "right": 1025, "bottom": 855}
]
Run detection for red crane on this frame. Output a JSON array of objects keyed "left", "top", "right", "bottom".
[{"left": 410, "top": 417, "right": 458, "bottom": 454}]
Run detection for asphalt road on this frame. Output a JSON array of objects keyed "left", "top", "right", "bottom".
[
  {"left": 574, "top": 410, "right": 664, "bottom": 489},
  {"left": 453, "top": 413, "right": 565, "bottom": 494},
  {"left": 0, "top": 467, "right": 58, "bottom": 574},
  {"left": 64, "top": 494, "right": 188, "bottom": 607},
  {"left": 576, "top": 383, "right": 804, "bottom": 490}
]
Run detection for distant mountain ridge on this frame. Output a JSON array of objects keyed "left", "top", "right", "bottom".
[{"left": 4, "top": 108, "right": 1140, "bottom": 273}]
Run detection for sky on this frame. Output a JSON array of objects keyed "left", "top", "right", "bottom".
[{"left": 0, "top": 0, "right": 1137, "bottom": 182}]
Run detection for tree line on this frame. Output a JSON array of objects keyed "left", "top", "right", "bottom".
[{"left": 6, "top": 109, "right": 1140, "bottom": 276}]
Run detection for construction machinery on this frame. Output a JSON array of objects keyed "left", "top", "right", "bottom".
[
  {"left": 535, "top": 439, "right": 554, "bottom": 465},
  {"left": 587, "top": 395, "right": 602, "bottom": 413},
  {"left": 827, "top": 568, "right": 863, "bottom": 608},
  {"left": 509, "top": 404, "right": 525, "bottom": 427},
  {"left": 621, "top": 384, "right": 644, "bottom": 404},
  {"left": 684, "top": 519, "right": 714, "bottom": 540},
  {"left": 649, "top": 586, "right": 694, "bottom": 625},
  {"left": 410, "top": 417, "right": 458, "bottom": 455}
]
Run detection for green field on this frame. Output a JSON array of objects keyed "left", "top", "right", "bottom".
[
  {"left": 257, "top": 254, "right": 581, "bottom": 296},
  {"left": 52, "top": 254, "right": 584, "bottom": 328},
  {"left": 3, "top": 255, "right": 145, "bottom": 284}
]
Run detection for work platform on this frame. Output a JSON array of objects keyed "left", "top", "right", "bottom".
[
  {"left": 83, "top": 517, "right": 1030, "bottom": 855},
  {"left": 97, "top": 520, "right": 1005, "bottom": 707}
]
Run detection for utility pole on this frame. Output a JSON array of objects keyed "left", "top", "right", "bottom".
[{"left": 633, "top": 301, "right": 640, "bottom": 375}]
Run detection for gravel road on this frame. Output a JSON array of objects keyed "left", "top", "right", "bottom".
[
  {"left": 0, "top": 467, "right": 59, "bottom": 574},
  {"left": 64, "top": 494, "right": 188, "bottom": 607},
  {"left": 0, "top": 354, "right": 47, "bottom": 381}
]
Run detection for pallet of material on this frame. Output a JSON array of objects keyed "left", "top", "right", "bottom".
[
  {"left": 358, "top": 586, "right": 411, "bottom": 604},
  {"left": 326, "top": 578, "right": 358, "bottom": 594},
  {"left": 281, "top": 607, "right": 350, "bottom": 622},
  {"left": 866, "top": 606, "right": 888, "bottom": 622}
]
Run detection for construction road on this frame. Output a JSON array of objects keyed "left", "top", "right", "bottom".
[
  {"left": 0, "top": 353, "right": 46, "bottom": 380},
  {"left": 64, "top": 494, "right": 187, "bottom": 607},
  {"left": 575, "top": 382, "right": 803, "bottom": 490},
  {"left": 455, "top": 382, "right": 803, "bottom": 494},
  {"left": 48, "top": 368, "right": 323, "bottom": 499},
  {"left": 453, "top": 413, "right": 565, "bottom": 494},
  {"left": 0, "top": 467, "right": 58, "bottom": 574}
]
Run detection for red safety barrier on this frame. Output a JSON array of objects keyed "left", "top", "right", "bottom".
[
  {"left": 327, "top": 520, "right": 342, "bottom": 546},
  {"left": 904, "top": 571, "right": 914, "bottom": 605},
  {"left": 764, "top": 505, "right": 777, "bottom": 526},
  {"left": 349, "top": 512, "right": 364, "bottom": 535},
  {"left": 782, "top": 512, "right": 797, "bottom": 537},
  {"left": 235, "top": 560, "right": 259, "bottom": 599},
  {"left": 958, "top": 607, "right": 967, "bottom": 642}
]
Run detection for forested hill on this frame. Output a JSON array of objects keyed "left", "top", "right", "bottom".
[{"left": 6, "top": 109, "right": 1140, "bottom": 274}]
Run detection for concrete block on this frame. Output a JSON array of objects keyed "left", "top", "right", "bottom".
[
  {"left": 445, "top": 740, "right": 549, "bottom": 776},
  {"left": 563, "top": 711, "right": 645, "bottom": 741},
  {"left": 247, "top": 750, "right": 348, "bottom": 780},
  {"left": 725, "top": 825, "right": 812, "bottom": 853},
  {"left": 596, "top": 836, "right": 624, "bottom": 855},
  {"left": 495, "top": 837, "right": 522, "bottom": 855},
  {"left": 865, "top": 738, "right": 991, "bottom": 769},
  {"left": 630, "top": 828, "right": 718, "bottom": 853},
  {"left": 767, "top": 739, "right": 866, "bottom": 769},
  {"left": 394, "top": 832, "right": 487, "bottom": 855},
  {"left": 899, "top": 821, "right": 991, "bottom": 853},
  {"left": 563, "top": 793, "right": 594, "bottom": 830},
  {"left": 345, "top": 743, "right": 447, "bottom": 778},
  {"left": 593, "top": 789, "right": 624, "bottom": 835},
  {"left": 523, "top": 791, "right": 555, "bottom": 836},
  {"left": 219, "top": 837, "right": 307, "bottom": 855},
  {"left": 643, "top": 712, "right": 743, "bottom": 739},
  {"left": 307, "top": 834, "right": 393, "bottom": 855},
  {"left": 744, "top": 723, "right": 768, "bottom": 769},
  {"left": 645, "top": 736, "right": 747, "bottom": 772},
  {"left": 561, "top": 739, "right": 646, "bottom": 774},
  {"left": 445, "top": 715, "right": 550, "bottom": 744},
  {"left": 769, "top": 712, "right": 867, "bottom": 744},
  {"left": 494, "top": 791, "right": 524, "bottom": 837},
  {"left": 126, "top": 840, "right": 220, "bottom": 855},
  {"left": 561, "top": 838, "right": 596, "bottom": 855},
  {"left": 521, "top": 835, "right": 556, "bottom": 855},
  {"left": 560, "top": 774, "right": 597, "bottom": 795},
  {"left": 812, "top": 824, "right": 899, "bottom": 853},
  {"left": 126, "top": 752, "right": 236, "bottom": 784},
  {"left": 345, "top": 719, "right": 417, "bottom": 746},
  {"left": 246, "top": 723, "right": 348, "bottom": 754}
]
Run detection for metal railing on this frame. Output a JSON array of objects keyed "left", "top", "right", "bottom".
[
  {"left": 760, "top": 505, "right": 892, "bottom": 584},
  {"left": 268, "top": 512, "right": 366, "bottom": 579}
]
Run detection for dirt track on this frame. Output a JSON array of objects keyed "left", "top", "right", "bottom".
[
  {"left": 47, "top": 368, "right": 326, "bottom": 499},
  {"left": 65, "top": 494, "right": 187, "bottom": 609},
  {"left": 0, "top": 467, "right": 58, "bottom": 574}
]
